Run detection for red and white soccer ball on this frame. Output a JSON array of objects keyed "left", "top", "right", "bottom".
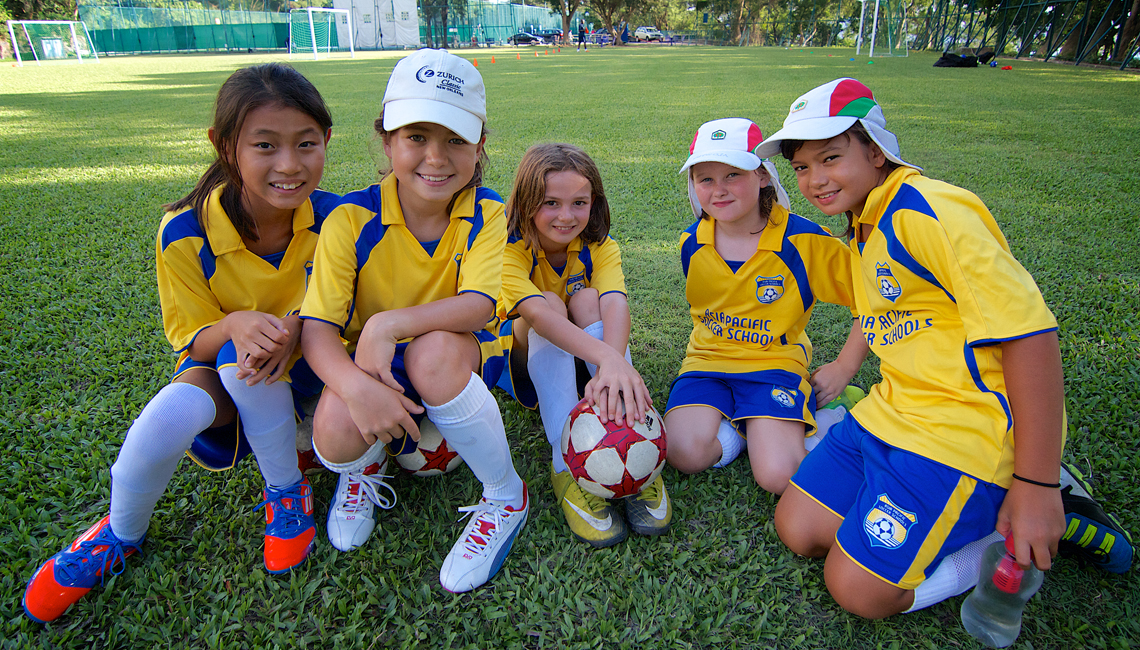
[
  {"left": 393, "top": 418, "right": 464, "bottom": 477},
  {"left": 561, "top": 398, "right": 667, "bottom": 499}
]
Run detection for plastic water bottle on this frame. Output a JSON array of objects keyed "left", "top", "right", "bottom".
[{"left": 960, "top": 536, "right": 1044, "bottom": 648}]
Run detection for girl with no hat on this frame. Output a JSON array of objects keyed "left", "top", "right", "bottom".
[
  {"left": 24, "top": 62, "right": 340, "bottom": 624},
  {"left": 299, "top": 49, "right": 528, "bottom": 594},
  {"left": 762, "top": 78, "right": 1075, "bottom": 619},
  {"left": 498, "top": 142, "right": 669, "bottom": 549},
  {"left": 664, "top": 117, "right": 867, "bottom": 496}
]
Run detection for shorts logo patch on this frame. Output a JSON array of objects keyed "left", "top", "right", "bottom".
[
  {"left": 863, "top": 494, "right": 917, "bottom": 549},
  {"left": 756, "top": 275, "right": 784, "bottom": 304},
  {"left": 875, "top": 262, "right": 902, "bottom": 302},
  {"left": 566, "top": 272, "right": 586, "bottom": 296},
  {"left": 770, "top": 387, "right": 796, "bottom": 408}
]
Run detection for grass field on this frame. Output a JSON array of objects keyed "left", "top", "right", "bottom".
[{"left": 1, "top": 46, "right": 1138, "bottom": 649}]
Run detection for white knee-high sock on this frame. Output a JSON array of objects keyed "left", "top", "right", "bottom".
[
  {"left": 581, "top": 320, "right": 632, "bottom": 377},
  {"left": 109, "top": 383, "right": 216, "bottom": 543},
  {"left": 905, "top": 531, "right": 1005, "bottom": 612},
  {"left": 527, "top": 329, "right": 579, "bottom": 474},
  {"left": 219, "top": 366, "right": 301, "bottom": 489},
  {"left": 712, "top": 418, "right": 745, "bottom": 468},
  {"left": 425, "top": 372, "right": 525, "bottom": 507}
]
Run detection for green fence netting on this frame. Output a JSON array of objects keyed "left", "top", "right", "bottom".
[{"left": 79, "top": 4, "right": 290, "bottom": 54}]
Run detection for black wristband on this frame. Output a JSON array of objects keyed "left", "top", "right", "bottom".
[{"left": 1012, "top": 473, "right": 1061, "bottom": 489}]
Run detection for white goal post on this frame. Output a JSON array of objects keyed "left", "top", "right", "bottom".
[
  {"left": 288, "top": 8, "right": 355, "bottom": 60},
  {"left": 7, "top": 20, "right": 98, "bottom": 66}
]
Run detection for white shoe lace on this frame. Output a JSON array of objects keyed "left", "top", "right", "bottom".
[
  {"left": 455, "top": 500, "right": 508, "bottom": 556},
  {"left": 336, "top": 468, "right": 397, "bottom": 514}
]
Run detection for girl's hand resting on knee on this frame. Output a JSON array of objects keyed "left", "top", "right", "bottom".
[{"left": 341, "top": 372, "right": 423, "bottom": 446}]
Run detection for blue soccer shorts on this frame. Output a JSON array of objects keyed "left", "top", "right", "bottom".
[
  {"left": 790, "top": 412, "right": 1007, "bottom": 589},
  {"left": 664, "top": 369, "right": 817, "bottom": 433}
]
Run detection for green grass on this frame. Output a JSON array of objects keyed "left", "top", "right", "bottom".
[{"left": 2, "top": 48, "right": 1138, "bottom": 648}]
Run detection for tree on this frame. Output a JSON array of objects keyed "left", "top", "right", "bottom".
[
  {"left": 587, "top": 0, "right": 646, "bottom": 43},
  {"left": 539, "top": 0, "right": 584, "bottom": 43}
]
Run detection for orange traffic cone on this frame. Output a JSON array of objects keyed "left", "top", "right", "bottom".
[
  {"left": 517, "top": 53, "right": 520, "bottom": 60},
  {"left": 535, "top": 51, "right": 539, "bottom": 57},
  {"left": 545, "top": 49, "right": 549, "bottom": 55},
  {"left": 473, "top": 58, "right": 478, "bottom": 67},
  {"left": 491, "top": 56, "right": 496, "bottom": 63}
]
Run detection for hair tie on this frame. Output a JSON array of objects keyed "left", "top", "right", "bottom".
[{"left": 1012, "top": 473, "right": 1061, "bottom": 489}]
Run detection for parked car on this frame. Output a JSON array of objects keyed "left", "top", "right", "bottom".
[
  {"left": 537, "top": 29, "right": 563, "bottom": 44},
  {"left": 591, "top": 29, "right": 612, "bottom": 45},
  {"left": 634, "top": 26, "right": 663, "bottom": 42},
  {"left": 507, "top": 32, "right": 543, "bottom": 45}
]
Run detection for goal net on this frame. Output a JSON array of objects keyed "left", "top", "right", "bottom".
[
  {"left": 855, "top": 0, "right": 910, "bottom": 57},
  {"left": 288, "top": 8, "right": 354, "bottom": 60},
  {"left": 7, "top": 20, "right": 98, "bottom": 66}
]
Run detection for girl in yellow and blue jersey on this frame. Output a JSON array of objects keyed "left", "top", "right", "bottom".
[
  {"left": 497, "top": 143, "right": 664, "bottom": 549},
  {"left": 665, "top": 118, "right": 868, "bottom": 496},
  {"left": 24, "top": 63, "right": 340, "bottom": 624},
  {"left": 298, "top": 49, "right": 527, "bottom": 594}
]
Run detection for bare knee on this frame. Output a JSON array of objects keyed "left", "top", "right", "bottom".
[
  {"left": 773, "top": 486, "right": 836, "bottom": 558},
  {"left": 312, "top": 390, "right": 367, "bottom": 464},
  {"left": 750, "top": 452, "right": 802, "bottom": 496},
  {"left": 664, "top": 412, "right": 719, "bottom": 473},
  {"left": 404, "top": 331, "right": 480, "bottom": 404},
  {"left": 825, "top": 553, "right": 912, "bottom": 619},
  {"left": 567, "top": 287, "right": 599, "bottom": 325}
]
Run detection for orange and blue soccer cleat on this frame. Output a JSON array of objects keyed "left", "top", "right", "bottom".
[
  {"left": 23, "top": 515, "right": 142, "bottom": 623},
  {"left": 258, "top": 477, "right": 316, "bottom": 574}
]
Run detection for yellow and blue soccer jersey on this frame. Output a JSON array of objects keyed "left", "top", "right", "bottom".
[
  {"left": 300, "top": 174, "right": 506, "bottom": 352},
  {"left": 677, "top": 204, "right": 855, "bottom": 379},
  {"left": 848, "top": 166, "right": 1059, "bottom": 487},
  {"left": 156, "top": 185, "right": 341, "bottom": 370},
  {"left": 499, "top": 234, "right": 626, "bottom": 320}
]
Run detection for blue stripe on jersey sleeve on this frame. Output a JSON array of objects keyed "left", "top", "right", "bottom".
[
  {"left": 308, "top": 189, "right": 344, "bottom": 234},
  {"left": 339, "top": 184, "right": 384, "bottom": 211},
  {"left": 462, "top": 202, "right": 485, "bottom": 250},
  {"left": 160, "top": 210, "right": 205, "bottom": 251},
  {"left": 507, "top": 231, "right": 525, "bottom": 245},
  {"left": 161, "top": 211, "right": 216, "bottom": 280},
  {"left": 475, "top": 186, "right": 504, "bottom": 204},
  {"left": 963, "top": 341, "right": 1013, "bottom": 431},
  {"left": 877, "top": 212, "right": 956, "bottom": 304},
  {"left": 783, "top": 213, "right": 832, "bottom": 237},
  {"left": 773, "top": 236, "right": 813, "bottom": 313},
  {"left": 579, "top": 241, "right": 594, "bottom": 282},
  {"left": 356, "top": 215, "right": 389, "bottom": 271},
  {"left": 679, "top": 221, "right": 701, "bottom": 278}
]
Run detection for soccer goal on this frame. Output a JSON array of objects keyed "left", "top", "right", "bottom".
[
  {"left": 6, "top": 20, "right": 98, "bottom": 66},
  {"left": 288, "top": 8, "right": 354, "bottom": 60},
  {"left": 855, "top": 0, "right": 910, "bottom": 57}
]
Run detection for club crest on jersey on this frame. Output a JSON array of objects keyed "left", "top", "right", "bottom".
[
  {"left": 769, "top": 387, "right": 797, "bottom": 408},
  {"left": 756, "top": 275, "right": 784, "bottom": 304},
  {"left": 863, "top": 494, "right": 916, "bottom": 549},
  {"left": 566, "top": 272, "right": 586, "bottom": 296},
  {"left": 875, "top": 262, "right": 902, "bottom": 302}
]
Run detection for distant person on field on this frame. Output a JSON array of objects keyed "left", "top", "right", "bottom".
[
  {"left": 23, "top": 63, "right": 340, "bottom": 623},
  {"left": 498, "top": 142, "right": 668, "bottom": 548},
  {"left": 299, "top": 49, "right": 528, "bottom": 594},
  {"left": 764, "top": 77, "right": 1133, "bottom": 619},
  {"left": 665, "top": 118, "right": 868, "bottom": 496},
  {"left": 577, "top": 21, "right": 587, "bottom": 51}
]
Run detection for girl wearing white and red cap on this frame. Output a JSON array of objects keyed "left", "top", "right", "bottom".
[{"left": 664, "top": 117, "right": 868, "bottom": 497}]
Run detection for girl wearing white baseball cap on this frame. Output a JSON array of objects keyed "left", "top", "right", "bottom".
[
  {"left": 664, "top": 117, "right": 868, "bottom": 498},
  {"left": 770, "top": 78, "right": 1075, "bottom": 621},
  {"left": 299, "top": 49, "right": 528, "bottom": 594}
]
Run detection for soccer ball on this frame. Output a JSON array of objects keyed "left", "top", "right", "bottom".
[
  {"left": 870, "top": 518, "right": 895, "bottom": 543},
  {"left": 392, "top": 418, "right": 464, "bottom": 477},
  {"left": 561, "top": 398, "right": 667, "bottom": 499}
]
